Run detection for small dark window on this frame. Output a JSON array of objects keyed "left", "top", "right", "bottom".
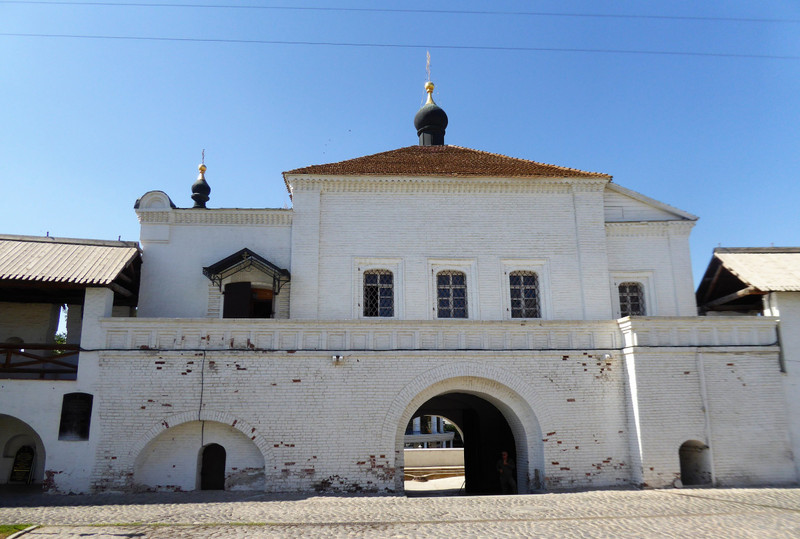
[
  {"left": 619, "top": 282, "right": 645, "bottom": 316},
  {"left": 437, "top": 271, "right": 468, "bottom": 318},
  {"left": 58, "top": 393, "right": 93, "bottom": 441},
  {"left": 223, "top": 282, "right": 273, "bottom": 318},
  {"left": 363, "top": 270, "right": 394, "bottom": 317},
  {"left": 510, "top": 271, "right": 540, "bottom": 318}
]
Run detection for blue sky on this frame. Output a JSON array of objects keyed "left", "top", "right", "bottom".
[{"left": 1, "top": 1, "right": 799, "bottom": 284}]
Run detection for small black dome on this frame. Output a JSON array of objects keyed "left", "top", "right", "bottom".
[
  {"left": 414, "top": 82, "right": 448, "bottom": 146},
  {"left": 191, "top": 163, "right": 211, "bottom": 208}
]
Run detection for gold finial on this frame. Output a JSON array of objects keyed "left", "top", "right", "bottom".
[
  {"left": 425, "top": 81, "right": 435, "bottom": 105},
  {"left": 198, "top": 149, "right": 207, "bottom": 176}
]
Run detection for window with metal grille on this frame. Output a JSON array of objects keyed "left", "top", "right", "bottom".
[
  {"left": 363, "top": 270, "right": 394, "bottom": 317},
  {"left": 510, "top": 271, "right": 540, "bottom": 318},
  {"left": 619, "top": 282, "right": 646, "bottom": 316},
  {"left": 437, "top": 270, "right": 468, "bottom": 318}
]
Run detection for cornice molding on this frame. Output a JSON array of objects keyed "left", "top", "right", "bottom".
[
  {"left": 605, "top": 220, "right": 695, "bottom": 237},
  {"left": 287, "top": 175, "right": 608, "bottom": 195},
  {"left": 137, "top": 208, "right": 292, "bottom": 226}
]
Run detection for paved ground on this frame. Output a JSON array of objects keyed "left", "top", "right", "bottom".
[{"left": 2, "top": 485, "right": 800, "bottom": 538}]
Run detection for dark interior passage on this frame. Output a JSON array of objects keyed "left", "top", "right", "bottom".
[
  {"left": 411, "top": 392, "right": 516, "bottom": 495},
  {"left": 200, "top": 443, "right": 226, "bottom": 490}
]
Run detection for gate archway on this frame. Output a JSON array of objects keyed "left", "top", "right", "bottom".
[
  {"left": 409, "top": 392, "right": 517, "bottom": 494},
  {"left": 385, "top": 363, "right": 546, "bottom": 494}
]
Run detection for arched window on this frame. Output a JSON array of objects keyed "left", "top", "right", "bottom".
[
  {"left": 618, "top": 282, "right": 646, "bottom": 317},
  {"left": 509, "top": 271, "right": 540, "bottom": 318},
  {"left": 363, "top": 270, "right": 394, "bottom": 317},
  {"left": 58, "top": 393, "right": 93, "bottom": 441},
  {"left": 437, "top": 271, "right": 468, "bottom": 318}
]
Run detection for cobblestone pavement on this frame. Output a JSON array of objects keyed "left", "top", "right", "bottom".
[{"left": 1, "top": 487, "right": 800, "bottom": 538}]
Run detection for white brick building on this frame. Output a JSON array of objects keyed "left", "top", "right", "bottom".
[{"left": 1, "top": 82, "right": 796, "bottom": 494}]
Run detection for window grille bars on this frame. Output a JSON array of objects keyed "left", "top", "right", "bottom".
[
  {"left": 363, "top": 270, "right": 394, "bottom": 317},
  {"left": 619, "top": 282, "right": 645, "bottom": 316},
  {"left": 510, "top": 270, "right": 540, "bottom": 318},
  {"left": 437, "top": 270, "right": 468, "bottom": 318}
]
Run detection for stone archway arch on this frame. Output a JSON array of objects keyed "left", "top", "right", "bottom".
[
  {"left": 0, "top": 414, "right": 46, "bottom": 485},
  {"left": 382, "top": 361, "right": 549, "bottom": 492},
  {"left": 129, "top": 410, "right": 273, "bottom": 472}
]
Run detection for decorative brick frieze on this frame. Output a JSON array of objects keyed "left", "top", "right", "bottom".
[
  {"left": 605, "top": 221, "right": 695, "bottom": 237},
  {"left": 287, "top": 175, "right": 607, "bottom": 195},
  {"left": 136, "top": 208, "right": 292, "bottom": 226}
]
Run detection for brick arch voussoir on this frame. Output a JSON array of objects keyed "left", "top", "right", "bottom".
[
  {"left": 129, "top": 410, "right": 273, "bottom": 469},
  {"left": 381, "top": 361, "right": 551, "bottom": 452}
]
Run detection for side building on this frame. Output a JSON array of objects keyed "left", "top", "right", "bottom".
[
  {"left": 697, "top": 247, "right": 800, "bottom": 483},
  {"left": 0, "top": 83, "right": 795, "bottom": 494}
]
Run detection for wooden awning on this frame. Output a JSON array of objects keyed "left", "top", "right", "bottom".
[{"left": 0, "top": 234, "right": 141, "bottom": 306}]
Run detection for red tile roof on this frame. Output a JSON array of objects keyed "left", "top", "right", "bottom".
[{"left": 283, "top": 145, "right": 611, "bottom": 179}]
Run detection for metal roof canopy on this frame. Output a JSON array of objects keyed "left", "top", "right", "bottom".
[
  {"left": 203, "top": 248, "right": 290, "bottom": 294},
  {"left": 0, "top": 234, "right": 141, "bottom": 306},
  {"left": 696, "top": 247, "right": 800, "bottom": 313}
]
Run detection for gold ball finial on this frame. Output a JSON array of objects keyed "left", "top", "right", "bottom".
[
  {"left": 424, "top": 81, "right": 436, "bottom": 105},
  {"left": 198, "top": 163, "right": 207, "bottom": 174}
]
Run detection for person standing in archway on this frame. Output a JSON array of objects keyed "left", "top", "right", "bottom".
[{"left": 496, "top": 450, "right": 517, "bottom": 494}]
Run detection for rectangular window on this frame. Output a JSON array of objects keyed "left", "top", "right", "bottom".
[
  {"left": 510, "top": 271, "right": 540, "bottom": 318},
  {"left": 437, "top": 270, "right": 468, "bottom": 318},
  {"left": 619, "top": 282, "right": 646, "bottom": 316},
  {"left": 363, "top": 270, "right": 394, "bottom": 317},
  {"left": 223, "top": 282, "right": 273, "bottom": 318},
  {"left": 58, "top": 393, "right": 93, "bottom": 441}
]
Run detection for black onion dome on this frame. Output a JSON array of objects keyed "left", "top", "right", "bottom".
[
  {"left": 191, "top": 163, "right": 211, "bottom": 208},
  {"left": 414, "top": 82, "right": 448, "bottom": 146}
]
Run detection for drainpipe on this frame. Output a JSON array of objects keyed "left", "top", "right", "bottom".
[{"left": 696, "top": 351, "right": 717, "bottom": 486}]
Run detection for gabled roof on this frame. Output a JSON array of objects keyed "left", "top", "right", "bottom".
[
  {"left": 283, "top": 145, "right": 611, "bottom": 180},
  {"left": 605, "top": 184, "right": 698, "bottom": 221},
  {"left": 696, "top": 247, "right": 800, "bottom": 312},
  {"left": 202, "top": 248, "right": 290, "bottom": 292},
  {"left": 710, "top": 248, "right": 800, "bottom": 292},
  {"left": 0, "top": 234, "right": 140, "bottom": 286}
]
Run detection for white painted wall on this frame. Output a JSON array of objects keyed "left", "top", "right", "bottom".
[
  {"left": 404, "top": 448, "right": 464, "bottom": 467},
  {"left": 606, "top": 223, "right": 696, "bottom": 317},
  {"left": 134, "top": 420, "right": 265, "bottom": 492},
  {"left": 765, "top": 292, "right": 800, "bottom": 481},
  {"left": 135, "top": 196, "right": 292, "bottom": 319}
]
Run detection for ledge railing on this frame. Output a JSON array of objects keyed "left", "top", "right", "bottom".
[
  {"left": 0, "top": 343, "right": 79, "bottom": 380},
  {"left": 98, "top": 316, "right": 778, "bottom": 353}
]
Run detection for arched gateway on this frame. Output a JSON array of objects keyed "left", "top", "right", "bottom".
[{"left": 383, "top": 362, "right": 546, "bottom": 493}]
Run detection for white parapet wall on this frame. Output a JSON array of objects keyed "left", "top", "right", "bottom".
[{"left": 404, "top": 448, "right": 464, "bottom": 468}]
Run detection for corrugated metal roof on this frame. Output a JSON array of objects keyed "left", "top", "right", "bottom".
[
  {"left": 0, "top": 234, "right": 140, "bottom": 286},
  {"left": 715, "top": 248, "right": 800, "bottom": 292}
]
